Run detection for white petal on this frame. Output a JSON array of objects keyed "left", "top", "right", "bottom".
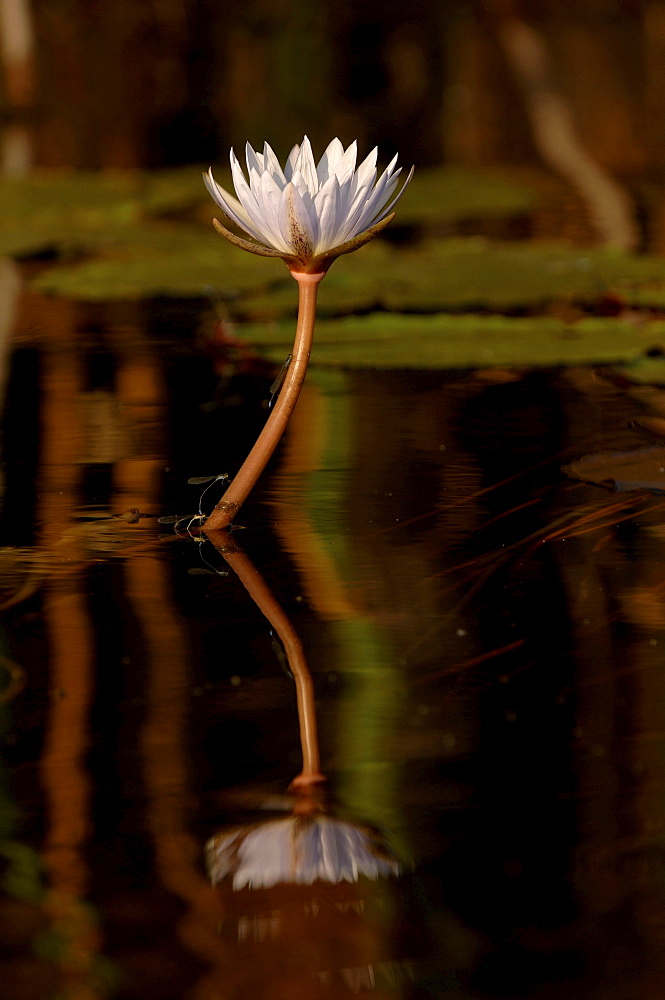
[
  {"left": 313, "top": 175, "right": 341, "bottom": 252},
  {"left": 282, "top": 182, "right": 315, "bottom": 256},
  {"left": 247, "top": 165, "right": 264, "bottom": 197},
  {"left": 255, "top": 171, "right": 292, "bottom": 253},
  {"left": 288, "top": 170, "right": 319, "bottom": 243},
  {"left": 358, "top": 170, "right": 401, "bottom": 228},
  {"left": 262, "top": 142, "right": 287, "bottom": 188},
  {"left": 294, "top": 135, "right": 319, "bottom": 196},
  {"left": 245, "top": 141, "right": 264, "bottom": 176},
  {"left": 354, "top": 146, "right": 378, "bottom": 189},
  {"left": 284, "top": 142, "right": 301, "bottom": 181},
  {"left": 343, "top": 165, "right": 378, "bottom": 230},
  {"left": 339, "top": 159, "right": 401, "bottom": 240},
  {"left": 230, "top": 150, "right": 261, "bottom": 214},
  {"left": 331, "top": 140, "right": 358, "bottom": 186},
  {"left": 366, "top": 163, "right": 415, "bottom": 227},
  {"left": 204, "top": 169, "right": 267, "bottom": 243},
  {"left": 316, "top": 137, "right": 344, "bottom": 184},
  {"left": 332, "top": 173, "right": 355, "bottom": 225}
]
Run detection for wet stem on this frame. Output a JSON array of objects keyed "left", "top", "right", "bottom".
[{"left": 203, "top": 270, "right": 325, "bottom": 532}]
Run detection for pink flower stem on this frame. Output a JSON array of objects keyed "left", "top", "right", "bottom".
[{"left": 203, "top": 270, "right": 325, "bottom": 532}]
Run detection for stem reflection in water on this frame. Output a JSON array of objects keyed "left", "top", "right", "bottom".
[
  {"left": 206, "top": 528, "right": 325, "bottom": 788},
  {"left": 202, "top": 529, "right": 411, "bottom": 996}
]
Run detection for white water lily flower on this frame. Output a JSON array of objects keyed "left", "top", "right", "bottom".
[
  {"left": 204, "top": 136, "right": 414, "bottom": 273},
  {"left": 206, "top": 814, "right": 401, "bottom": 890}
]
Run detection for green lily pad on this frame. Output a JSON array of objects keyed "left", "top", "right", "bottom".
[
  {"left": 0, "top": 171, "right": 144, "bottom": 256},
  {"left": 141, "top": 165, "right": 214, "bottom": 215},
  {"left": 1, "top": 162, "right": 536, "bottom": 268},
  {"left": 240, "top": 239, "right": 665, "bottom": 318},
  {"left": 30, "top": 223, "right": 287, "bottom": 300},
  {"left": 397, "top": 165, "right": 539, "bottom": 225},
  {"left": 0, "top": 167, "right": 220, "bottom": 258},
  {"left": 233, "top": 313, "right": 665, "bottom": 370},
  {"left": 609, "top": 355, "right": 665, "bottom": 386},
  {"left": 32, "top": 230, "right": 665, "bottom": 323}
]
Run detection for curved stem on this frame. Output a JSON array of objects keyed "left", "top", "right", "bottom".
[
  {"left": 206, "top": 529, "right": 325, "bottom": 785},
  {"left": 203, "top": 270, "right": 325, "bottom": 532}
]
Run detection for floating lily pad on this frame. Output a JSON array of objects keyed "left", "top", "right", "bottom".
[
  {"left": 141, "top": 165, "right": 215, "bottom": 215},
  {"left": 30, "top": 232, "right": 665, "bottom": 319},
  {"left": 0, "top": 167, "right": 219, "bottom": 258},
  {"left": 397, "top": 165, "right": 539, "bottom": 225},
  {"left": 233, "top": 314, "right": 665, "bottom": 370},
  {"left": 31, "top": 223, "right": 286, "bottom": 300},
  {"left": 0, "top": 171, "right": 144, "bottom": 257},
  {"left": 242, "top": 240, "right": 665, "bottom": 319},
  {"left": 564, "top": 447, "right": 665, "bottom": 493},
  {"left": 608, "top": 355, "right": 665, "bottom": 386}
]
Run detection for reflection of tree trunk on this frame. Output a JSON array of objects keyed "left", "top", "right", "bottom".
[
  {"left": 39, "top": 332, "right": 102, "bottom": 998},
  {"left": 484, "top": 2, "right": 638, "bottom": 250},
  {"left": 113, "top": 350, "right": 228, "bottom": 997},
  {"left": 126, "top": 547, "right": 228, "bottom": 993}
]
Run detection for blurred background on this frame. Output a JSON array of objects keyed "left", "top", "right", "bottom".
[{"left": 0, "top": 0, "right": 656, "bottom": 176}]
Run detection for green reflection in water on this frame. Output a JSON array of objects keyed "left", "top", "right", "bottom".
[{"left": 293, "top": 370, "right": 409, "bottom": 853}]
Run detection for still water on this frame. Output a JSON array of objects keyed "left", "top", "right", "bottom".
[{"left": 1, "top": 294, "right": 665, "bottom": 999}]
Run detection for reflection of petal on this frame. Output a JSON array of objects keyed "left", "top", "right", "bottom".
[
  {"left": 341, "top": 965, "right": 376, "bottom": 992},
  {"left": 237, "top": 912, "right": 282, "bottom": 943},
  {"left": 207, "top": 815, "right": 400, "bottom": 890}
]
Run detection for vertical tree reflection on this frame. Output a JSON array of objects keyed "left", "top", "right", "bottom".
[{"left": 39, "top": 302, "right": 104, "bottom": 998}]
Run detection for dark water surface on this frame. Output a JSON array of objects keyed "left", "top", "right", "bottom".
[{"left": 1, "top": 294, "right": 665, "bottom": 999}]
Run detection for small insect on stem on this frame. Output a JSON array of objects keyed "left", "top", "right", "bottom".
[
  {"left": 268, "top": 354, "right": 292, "bottom": 410},
  {"left": 187, "top": 473, "right": 230, "bottom": 519}
]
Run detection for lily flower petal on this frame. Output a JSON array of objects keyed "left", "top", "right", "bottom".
[
  {"left": 262, "top": 141, "right": 287, "bottom": 188},
  {"left": 245, "top": 141, "right": 264, "bottom": 177},
  {"left": 284, "top": 142, "right": 301, "bottom": 181},
  {"left": 203, "top": 169, "right": 266, "bottom": 244},
  {"left": 205, "top": 137, "right": 413, "bottom": 272},
  {"left": 313, "top": 174, "right": 341, "bottom": 253},
  {"left": 294, "top": 136, "right": 319, "bottom": 197},
  {"left": 316, "top": 137, "right": 344, "bottom": 184}
]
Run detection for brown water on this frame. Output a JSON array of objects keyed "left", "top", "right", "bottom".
[{"left": 1, "top": 294, "right": 665, "bottom": 999}]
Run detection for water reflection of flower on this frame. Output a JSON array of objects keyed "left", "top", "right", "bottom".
[{"left": 207, "top": 812, "right": 400, "bottom": 891}]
